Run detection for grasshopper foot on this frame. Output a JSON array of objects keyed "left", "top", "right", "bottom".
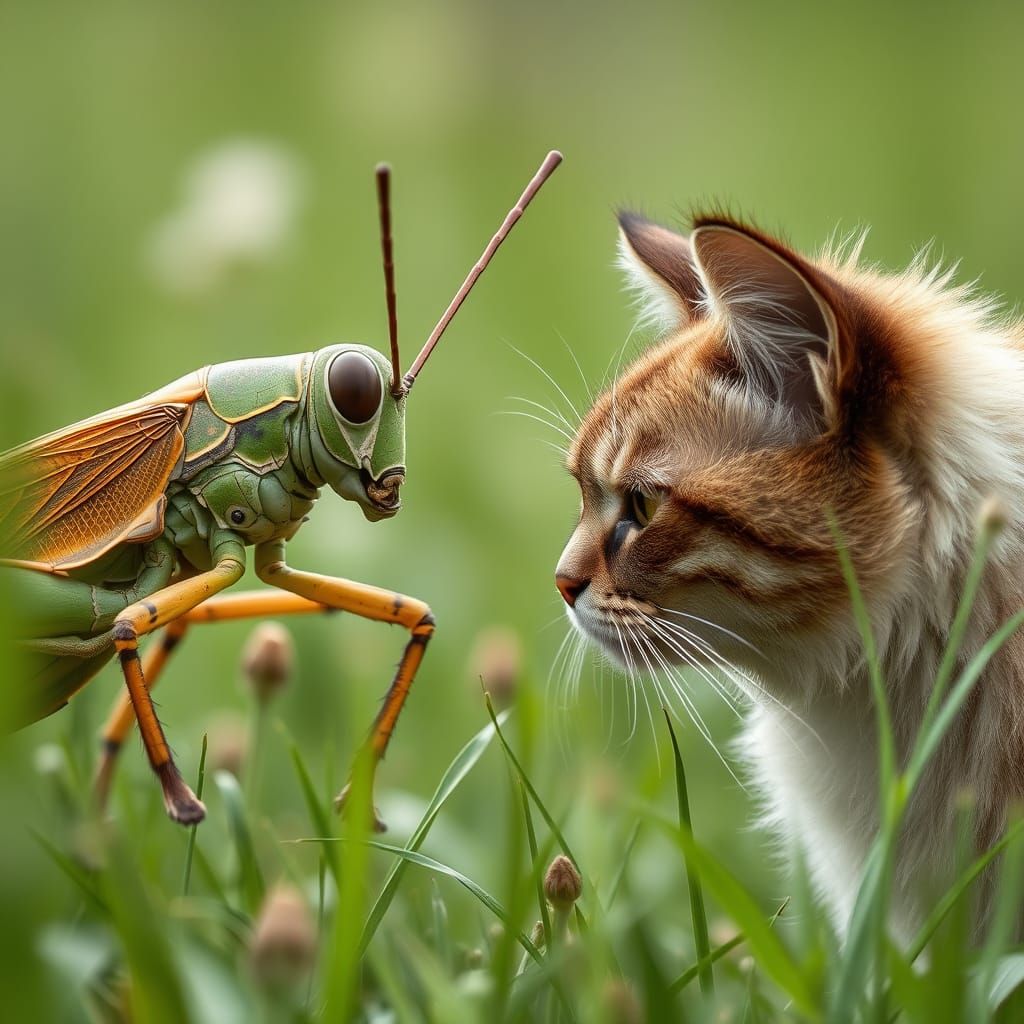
[
  {"left": 158, "top": 763, "right": 206, "bottom": 826},
  {"left": 334, "top": 782, "right": 387, "bottom": 833}
]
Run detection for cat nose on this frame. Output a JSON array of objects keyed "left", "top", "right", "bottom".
[{"left": 556, "top": 575, "right": 590, "bottom": 608}]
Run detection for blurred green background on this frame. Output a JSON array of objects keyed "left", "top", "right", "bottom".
[{"left": 1, "top": 1, "right": 1022, "bottom": 1019}]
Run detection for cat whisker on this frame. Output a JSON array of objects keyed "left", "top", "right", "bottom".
[
  {"left": 506, "top": 395, "right": 578, "bottom": 435},
  {"left": 612, "top": 620, "right": 645, "bottom": 750},
  {"left": 505, "top": 342, "right": 583, "bottom": 426},
  {"left": 605, "top": 321, "right": 642, "bottom": 446},
  {"left": 547, "top": 628, "right": 574, "bottom": 709},
  {"left": 651, "top": 603, "right": 766, "bottom": 658},
  {"left": 647, "top": 613, "right": 827, "bottom": 754},
  {"left": 643, "top": 615, "right": 744, "bottom": 719},
  {"left": 631, "top": 624, "right": 746, "bottom": 790},
  {"left": 619, "top": 622, "right": 661, "bottom": 770},
  {"left": 497, "top": 407, "right": 575, "bottom": 443},
  {"left": 555, "top": 329, "right": 595, "bottom": 406}
]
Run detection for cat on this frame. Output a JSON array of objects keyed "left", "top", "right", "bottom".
[{"left": 554, "top": 208, "right": 1024, "bottom": 938}]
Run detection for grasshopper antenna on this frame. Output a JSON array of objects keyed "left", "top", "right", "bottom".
[
  {"left": 376, "top": 163, "right": 402, "bottom": 396},
  {"left": 402, "top": 149, "right": 563, "bottom": 392}
]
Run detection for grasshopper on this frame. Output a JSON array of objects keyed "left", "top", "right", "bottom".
[{"left": 0, "top": 151, "right": 562, "bottom": 827}]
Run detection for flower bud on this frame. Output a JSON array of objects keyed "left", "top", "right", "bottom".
[
  {"left": 600, "top": 979, "right": 642, "bottom": 1024},
  {"left": 544, "top": 855, "right": 582, "bottom": 910},
  {"left": 207, "top": 712, "right": 249, "bottom": 778},
  {"left": 979, "top": 495, "right": 1008, "bottom": 535},
  {"left": 249, "top": 883, "right": 317, "bottom": 990},
  {"left": 242, "top": 622, "right": 294, "bottom": 703},
  {"left": 468, "top": 626, "right": 521, "bottom": 709},
  {"left": 529, "top": 920, "right": 546, "bottom": 949}
]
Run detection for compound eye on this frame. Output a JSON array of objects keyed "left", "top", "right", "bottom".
[{"left": 327, "top": 351, "right": 382, "bottom": 424}]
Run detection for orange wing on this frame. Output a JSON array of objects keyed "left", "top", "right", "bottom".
[{"left": 0, "top": 404, "right": 189, "bottom": 571}]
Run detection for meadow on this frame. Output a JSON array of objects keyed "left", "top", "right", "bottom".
[{"left": 2, "top": 2, "right": 1024, "bottom": 1020}]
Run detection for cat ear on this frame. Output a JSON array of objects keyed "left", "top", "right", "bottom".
[
  {"left": 691, "top": 220, "right": 840, "bottom": 428},
  {"left": 617, "top": 212, "right": 705, "bottom": 330}
]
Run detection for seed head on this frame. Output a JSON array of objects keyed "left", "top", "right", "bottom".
[
  {"left": 469, "top": 626, "right": 521, "bottom": 709},
  {"left": 207, "top": 712, "right": 249, "bottom": 778},
  {"left": 242, "top": 622, "right": 294, "bottom": 703},
  {"left": 33, "top": 743, "right": 66, "bottom": 779},
  {"left": 249, "top": 883, "right": 317, "bottom": 989},
  {"left": 544, "top": 855, "right": 582, "bottom": 910},
  {"left": 979, "top": 494, "right": 1009, "bottom": 535},
  {"left": 600, "top": 979, "right": 643, "bottom": 1024}
]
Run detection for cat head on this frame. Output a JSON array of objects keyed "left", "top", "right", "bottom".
[{"left": 554, "top": 211, "right": 965, "bottom": 687}]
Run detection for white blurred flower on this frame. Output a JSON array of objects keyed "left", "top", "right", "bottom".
[{"left": 148, "top": 139, "right": 305, "bottom": 295}]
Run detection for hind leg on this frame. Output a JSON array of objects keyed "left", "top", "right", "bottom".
[
  {"left": 93, "top": 617, "right": 189, "bottom": 810},
  {"left": 92, "top": 589, "right": 328, "bottom": 807},
  {"left": 110, "top": 545, "right": 245, "bottom": 824}
]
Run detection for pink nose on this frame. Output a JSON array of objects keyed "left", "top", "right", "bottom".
[{"left": 556, "top": 575, "right": 589, "bottom": 608}]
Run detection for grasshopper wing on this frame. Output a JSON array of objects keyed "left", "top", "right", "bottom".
[{"left": 0, "top": 403, "right": 190, "bottom": 571}]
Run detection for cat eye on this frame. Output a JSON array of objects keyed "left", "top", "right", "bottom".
[{"left": 627, "top": 489, "right": 663, "bottom": 528}]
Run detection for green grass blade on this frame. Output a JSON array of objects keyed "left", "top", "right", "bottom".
[
  {"left": 826, "top": 512, "right": 894, "bottom": 798},
  {"left": 976, "top": 810, "right": 1024, "bottom": 1013},
  {"left": 181, "top": 732, "right": 208, "bottom": 898},
  {"left": 827, "top": 513, "right": 899, "bottom": 1024},
  {"left": 641, "top": 810, "right": 818, "bottom": 1018},
  {"left": 484, "top": 694, "right": 579, "bottom": 868},
  {"left": 519, "top": 776, "right": 553, "bottom": 948},
  {"left": 827, "top": 838, "right": 889, "bottom": 1024},
  {"left": 907, "top": 609, "right": 1024, "bottom": 791},
  {"left": 101, "top": 835, "right": 192, "bottom": 1024},
  {"left": 918, "top": 513, "right": 998, "bottom": 744},
  {"left": 908, "top": 817, "right": 1024, "bottom": 962},
  {"left": 366, "top": 937, "right": 428, "bottom": 1024},
  {"left": 302, "top": 837, "right": 544, "bottom": 965},
  {"left": 669, "top": 900, "right": 789, "bottom": 995},
  {"left": 213, "top": 769, "right": 264, "bottom": 912},
  {"left": 31, "top": 829, "right": 109, "bottom": 916},
  {"left": 288, "top": 742, "right": 340, "bottom": 885},
  {"left": 191, "top": 844, "right": 230, "bottom": 908},
  {"left": 605, "top": 822, "right": 641, "bottom": 908},
  {"left": 431, "top": 879, "right": 453, "bottom": 975},
  {"left": 664, "top": 710, "right": 713, "bottom": 996},
  {"left": 358, "top": 710, "right": 509, "bottom": 955}
]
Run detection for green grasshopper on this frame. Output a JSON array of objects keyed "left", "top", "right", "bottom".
[{"left": 0, "top": 151, "right": 562, "bottom": 827}]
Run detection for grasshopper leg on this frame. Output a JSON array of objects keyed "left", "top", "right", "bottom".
[
  {"left": 112, "top": 547, "right": 244, "bottom": 825},
  {"left": 255, "top": 540, "right": 435, "bottom": 832},
  {"left": 94, "top": 617, "right": 190, "bottom": 811},
  {"left": 94, "top": 590, "right": 325, "bottom": 813}
]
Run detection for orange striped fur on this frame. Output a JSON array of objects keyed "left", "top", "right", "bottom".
[{"left": 556, "top": 211, "right": 1024, "bottom": 938}]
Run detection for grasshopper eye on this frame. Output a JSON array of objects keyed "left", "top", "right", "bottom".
[{"left": 328, "top": 351, "right": 382, "bottom": 425}]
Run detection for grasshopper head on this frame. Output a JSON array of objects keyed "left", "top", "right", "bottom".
[
  {"left": 303, "top": 154, "right": 561, "bottom": 524},
  {"left": 307, "top": 344, "right": 406, "bottom": 522}
]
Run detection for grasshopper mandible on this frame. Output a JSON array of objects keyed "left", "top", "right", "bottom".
[{"left": 0, "top": 151, "right": 562, "bottom": 827}]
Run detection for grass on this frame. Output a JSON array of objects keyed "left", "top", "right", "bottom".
[{"left": 11, "top": 513, "right": 1024, "bottom": 1022}]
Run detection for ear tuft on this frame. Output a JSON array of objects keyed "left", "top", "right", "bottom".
[
  {"left": 616, "top": 212, "right": 704, "bottom": 331},
  {"left": 691, "top": 222, "right": 840, "bottom": 429}
]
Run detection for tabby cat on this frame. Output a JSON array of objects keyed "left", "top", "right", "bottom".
[{"left": 554, "top": 209, "right": 1024, "bottom": 936}]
